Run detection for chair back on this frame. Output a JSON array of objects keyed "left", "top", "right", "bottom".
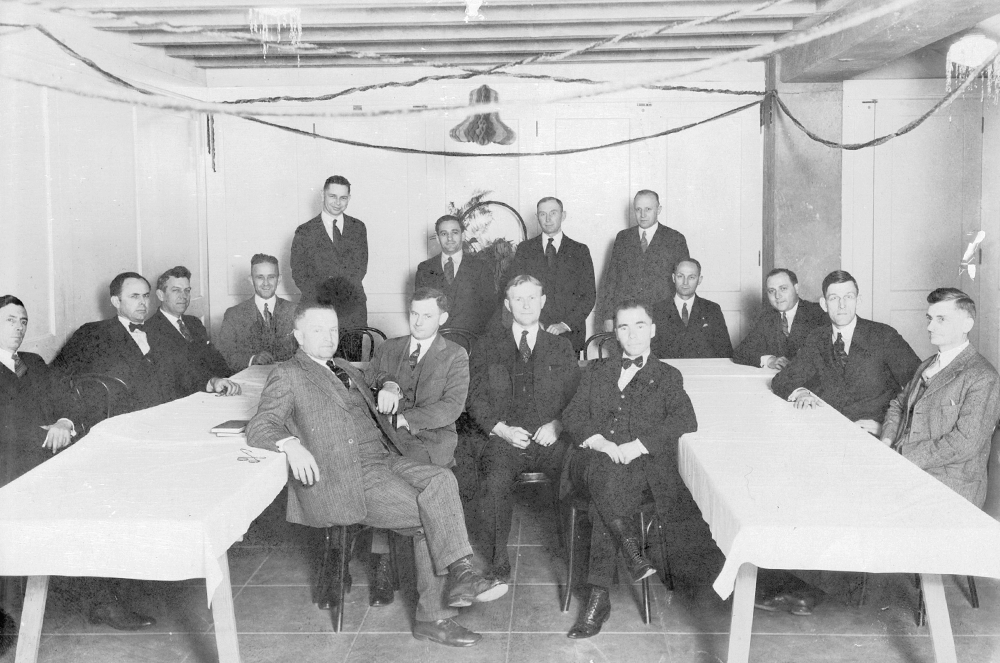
[
  {"left": 440, "top": 327, "right": 476, "bottom": 353},
  {"left": 983, "top": 426, "right": 1000, "bottom": 521},
  {"left": 582, "top": 332, "right": 618, "bottom": 361},
  {"left": 340, "top": 327, "right": 387, "bottom": 362},
  {"left": 71, "top": 373, "right": 129, "bottom": 432}
]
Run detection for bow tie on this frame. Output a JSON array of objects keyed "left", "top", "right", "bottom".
[
  {"left": 129, "top": 323, "right": 145, "bottom": 333},
  {"left": 622, "top": 356, "right": 644, "bottom": 370}
]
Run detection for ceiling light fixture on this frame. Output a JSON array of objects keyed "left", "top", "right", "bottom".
[
  {"left": 249, "top": 7, "right": 302, "bottom": 57},
  {"left": 946, "top": 31, "right": 999, "bottom": 101}
]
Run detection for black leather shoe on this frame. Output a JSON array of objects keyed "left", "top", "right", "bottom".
[
  {"left": 567, "top": 586, "right": 611, "bottom": 639},
  {"left": 317, "top": 545, "right": 353, "bottom": 610},
  {"left": 755, "top": 591, "right": 814, "bottom": 616},
  {"left": 88, "top": 602, "right": 156, "bottom": 630},
  {"left": 620, "top": 537, "right": 656, "bottom": 582},
  {"left": 446, "top": 556, "right": 509, "bottom": 607},
  {"left": 490, "top": 560, "right": 512, "bottom": 583},
  {"left": 369, "top": 554, "right": 395, "bottom": 607},
  {"left": 412, "top": 618, "right": 482, "bottom": 647}
]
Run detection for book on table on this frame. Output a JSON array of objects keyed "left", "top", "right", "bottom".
[{"left": 211, "top": 419, "right": 249, "bottom": 435}]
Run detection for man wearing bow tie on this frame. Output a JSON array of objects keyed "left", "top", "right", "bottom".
[
  {"left": 562, "top": 300, "right": 698, "bottom": 639},
  {"left": 650, "top": 258, "right": 733, "bottom": 359},
  {"left": 882, "top": 288, "right": 1000, "bottom": 507}
]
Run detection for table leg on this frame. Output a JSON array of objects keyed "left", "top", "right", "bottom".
[
  {"left": 14, "top": 575, "right": 49, "bottom": 663},
  {"left": 727, "top": 563, "right": 757, "bottom": 663},
  {"left": 211, "top": 552, "right": 242, "bottom": 663},
  {"left": 920, "top": 573, "right": 957, "bottom": 663}
]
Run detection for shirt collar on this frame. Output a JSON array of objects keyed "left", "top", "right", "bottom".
[
  {"left": 255, "top": 295, "right": 278, "bottom": 315},
  {"left": 119, "top": 316, "right": 145, "bottom": 332},
  {"left": 832, "top": 316, "right": 858, "bottom": 349},
  {"left": 320, "top": 209, "right": 344, "bottom": 226},
  {"left": 639, "top": 223, "right": 658, "bottom": 243},
  {"left": 621, "top": 350, "right": 650, "bottom": 369},
  {"left": 160, "top": 308, "right": 182, "bottom": 325},
  {"left": 674, "top": 293, "right": 697, "bottom": 312},
  {"left": 0, "top": 347, "right": 15, "bottom": 371},
  {"left": 936, "top": 341, "right": 970, "bottom": 369},
  {"left": 541, "top": 230, "right": 564, "bottom": 252},
  {"left": 441, "top": 250, "right": 463, "bottom": 271},
  {"left": 512, "top": 322, "right": 540, "bottom": 350},
  {"left": 780, "top": 300, "right": 800, "bottom": 325}
]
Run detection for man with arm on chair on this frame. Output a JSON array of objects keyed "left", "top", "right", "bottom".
[
  {"left": 361, "top": 287, "right": 470, "bottom": 607},
  {"left": 650, "top": 258, "right": 733, "bottom": 359},
  {"left": 561, "top": 299, "right": 698, "bottom": 639},
  {"left": 247, "top": 301, "right": 505, "bottom": 647},
  {"left": 466, "top": 275, "right": 581, "bottom": 582}
]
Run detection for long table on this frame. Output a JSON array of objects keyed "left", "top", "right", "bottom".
[
  {"left": 671, "top": 359, "right": 1000, "bottom": 663},
  {"left": 0, "top": 365, "right": 285, "bottom": 663}
]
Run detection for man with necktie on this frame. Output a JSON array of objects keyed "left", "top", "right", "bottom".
[
  {"left": 733, "top": 268, "right": 827, "bottom": 368},
  {"left": 247, "top": 301, "right": 505, "bottom": 647},
  {"left": 466, "top": 275, "right": 581, "bottom": 581},
  {"left": 650, "top": 259, "right": 733, "bottom": 359},
  {"left": 218, "top": 254, "right": 298, "bottom": 373},
  {"left": 882, "top": 288, "right": 1000, "bottom": 506},
  {"left": 561, "top": 299, "right": 698, "bottom": 638}
]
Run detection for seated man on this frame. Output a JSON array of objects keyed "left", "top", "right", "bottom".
[
  {"left": 882, "top": 288, "right": 1000, "bottom": 507},
  {"left": 144, "top": 266, "right": 231, "bottom": 379},
  {"left": 217, "top": 254, "right": 297, "bottom": 373},
  {"left": 733, "top": 268, "right": 826, "bottom": 369},
  {"left": 562, "top": 299, "right": 698, "bottom": 639},
  {"left": 362, "top": 287, "right": 470, "bottom": 607},
  {"left": 467, "top": 275, "right": 580, "bottom": 581},
  {"left": 650, "top": 259, "right": 733, "bottom": 359},
  {"left": 247, "top": 302, "right": 505, "bottom": 648}
]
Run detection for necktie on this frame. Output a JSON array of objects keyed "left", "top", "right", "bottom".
[
  {"left": 12, "top": 352, "right": 27, "bottom": 378},
  {"left": 263, "top": 303, "right": 273, "bottom": 329},
  {"left": 640, "top": 230, "right": 649, "bottom": 253},
  {"left": 833, "top": 333, "right": 848, "bottom": 369},
  {"left": 326, "top": 360, "right": 351, "bottom": 390},
  {"left": 129, "top": 322, "right": 144, "bottom": 333},
  {"left": 330, "top": 219, "right": 341, "bottom": 241},
  {"left": 409, "top": 343, "right": 421, "bottom": 370},
  {"left": 518, "top": 330, "right": 531, "bottom": 363},
  {"left": 444, "top": 257, "right": 455, "bottom": 285},
  {"left": 546, "top": 237, "right": 557, "bottom": 269},
  {"left": 780, "top": 311, "right": 789, "bottom": 337},
  {"left": 681, "top": 302, "right": 689, "bottom": 326},
  {"left": 177, "top": 317, "right": 193, "bottom": 342},
  {"left": 622, "top": 355, "right": 644, "bottom": 370}
]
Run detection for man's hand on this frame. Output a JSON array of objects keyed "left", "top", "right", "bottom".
[
  {"left": 532, "top": 420, "right": 562, "bottom": 447},
  {"left": 396, "top": 412, "right": 409, "bottom": 430},
  {"left": 207, "top": 377, "right": 241, "bottom": 396},
  {"left": 789, "top": 388, "right": 822, "bottom": 409},
  {"left": 618, "top": 440, "right": 647, "bottom": 465},
  {"left": 545, "top": 322, "right": 571, "bottom": 336},
  {"left": 589, "top": 438, "right": 625, "bottom": 463},
  {"left": 856, "top": 419, "right": 882, "bottom": 436},
  {"left": 41, "top": 420, "right": 74, "bottom": 453},
  {"left": 766, "top": 356, "right": 790, "bottom": 370},
  {"left": 494, "top": 423, "right": 531, "bottom": 449},
  {"left": 284, "top": 439, "right": 320, "bottom": 485},
  {"left": 377, "top": 384, "right": 401, "bottom": 414},
  {"left": 252, "top": 351, "right": 275, "bottom": 366}
]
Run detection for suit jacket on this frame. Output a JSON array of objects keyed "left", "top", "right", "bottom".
[
  {"left": 217, "top": 296, "right": 298, "bottom": 373},
  {"left": 364, "top": 334, "right": 470, "bottom": 467},
  {"left": 561, "top": 354, "right": 698, "bottom": 512},
  {"left": 771, "top": 317, "right": 921, "bottom": 422},
  {"left": 143, "top": 309, "right": 231, "bottom": 380},
  {"left": 0, "top": 353, "right": 80, "bottom": 487},
  {"left": 415, "top": 252, "right": 495, "bottom": 336},
  {"left": 597, "top": 223, "right": 689, "bottom": 321},
  {"left": 504, "top": 234, "right": 596, "bottom": 352},
  {"left": 733, "top": 299, "right": 827, "bottom": 367},
  {"left": 650, "top": 296, "right": 733, "bottom": 359},
  {"left": 290, "top": 213, "right": 368, "bottom": 326},
  {"left": 467, "top": 327, "right": 581, "bottom": 437},
  {"left": 882, "top": 345, "right": 1000, "bottom": 507},
  {"left": 247, "top": 350, "right": 404, "bottom": 528}
]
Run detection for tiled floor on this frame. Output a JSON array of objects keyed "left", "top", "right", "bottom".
[{"left": 3, "top": 486, "right": 1000, "bottom": 663}]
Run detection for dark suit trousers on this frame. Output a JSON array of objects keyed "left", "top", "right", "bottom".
[
  {"left": 359, "top": 454, "right": 473, "bottom": 621},
  {"left": 569, "top": 449, "right": 651, "bottom": 588},
  {"left": 479, "top": 438, "right": 569, "bottom": 567}
]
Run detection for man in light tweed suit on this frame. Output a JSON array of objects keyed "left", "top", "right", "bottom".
[{"left": 247, "top": 301, "right": 505, "bottom": 648}]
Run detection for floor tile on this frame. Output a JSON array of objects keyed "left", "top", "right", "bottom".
[
  {"left": 346, "top": 632, "right": 507, "bottom": 663},
  {"left": 231, "top": 585, "right": 366, "bottom": 634}
]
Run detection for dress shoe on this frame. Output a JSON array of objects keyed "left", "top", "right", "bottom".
[
  {"left": 490, "top": 560, "right": 512, "bottom": 583},
  {"left": 754, "top": 591, "right": 814, "bottom": 616},
  {"left": 88, "top": 602, "right": 156, "bottom": 630},
  {"left": 446, "top": 555, "right": 509, "bottom": 608},
  {"left": 619, "top": 537, "right": 656, "bottom": 582},
  {"left": 567, "top": 586, "right": 611, "bottom": 639},
  {"left": 317, "top": 571, "right": 352, "bottom": 610},
  {"left": 412, "top": 618, "right": 482, "bottom": 647},
  {"left": 368, "top": 554, "right": 395, "bottom": 607}
]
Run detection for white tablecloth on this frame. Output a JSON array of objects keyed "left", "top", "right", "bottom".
[
  {"left": 0, "top": 366, "right": 287, "bottom": 607},
  {"left": 676, "top": 360, "right": 1000, "bottom": 599}
]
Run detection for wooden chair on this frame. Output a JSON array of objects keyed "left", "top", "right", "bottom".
[
  {"left": 339, "top": 326, "right": 387, "bottom": 362},
  {"left": 439, "top": 327, "right": 477, "bottom": 354},
  {"left": 71, "top": 373, "right": 129, "bottom": 432},
  {"left": 582, "top": 332, "right": 618, "bottom": 361},
  {"left": 514, "top": 471, "right": 564, "bottom": 548}
]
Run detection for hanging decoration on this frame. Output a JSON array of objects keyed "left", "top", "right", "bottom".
[
  {"left": 946, "top": 32, "right": 1000, "bottom": 102},
  {"left": 464, "top": 0, "right": 486, "bottom": 22},
  {"left": 449, "top": 85, "right": 516, "bottom": 146},
  {"left": 248, "top": 7, "right": 302, "bottom": 57}
]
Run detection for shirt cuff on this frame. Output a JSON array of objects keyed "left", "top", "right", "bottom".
[
  {"left": 248, "top": 355, "right": 256, "bottom": 368},
  {"left": 274, "top": 436, "right": 297, "bottom": 453},
  {"left": 382, "top": 381, "right": 401, "bottom": 394},
  {"left": 634, "top": 439, "right": 649, "bottom": 454},
  {"left": 581, "top": 434, "right": 603, "bottom": 449},
  {"left": 760, "top": 355, "right": 774, "bottom": 368}
]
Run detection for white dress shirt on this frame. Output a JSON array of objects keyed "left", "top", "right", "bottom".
[
  {"left": 255, "top": 295, "right": 278, "bottom": 318},
  {"left": 408, "top": 334, "right": 436, "bottom": 363},
  {"left": 674, "top": 293, "right": 697, "bottom": 318},
  {"left": 512, "top": 322, "right": 540, "bottom": 352},
  {"left": 639, "top": 222, "right": 658, "bottom": 244},
  {"left": 541, "top": 230, "right": 564, "bottom": 253},
  {"left": 926, "top": 340, "right": 969, "bottom": 380},
  {"left": 441, "top": 250, "right": 463, "bottom": 272},
  {"left": 321, "top": 209, "right": 345, "bottom": 241},
  {"left": 159, "top": 309, "right": 185, "bottom": 335},
  {"left": 119, "top": 316, "right": 150, "bottom": 355},
  {"left": 0, "top": 347, "right": 17, "bottom": 374},
  {"left": 618, "top": 350, "right": 650, "bottom": 391},
  {"left": 832, "top": 316, "right": 858, "bottom": 354},
  {"left": 760, "top": 301, "right": 801, "bottom": 367}
]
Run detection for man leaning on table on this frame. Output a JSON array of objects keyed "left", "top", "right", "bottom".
[
  {"left": 881, "top": 288, "right": 1000, "bottom": 507},
  {"left": 247, "top": 301, "right": 506, "bottom": 648}
]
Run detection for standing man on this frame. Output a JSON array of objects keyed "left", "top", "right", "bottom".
[
  {"left": 362, "top": 287, "right": 471, "bottom": 607},
  {"left": 733, "top": 268, "right": 827, "bottom": 369},
  {"left": 562, "top": 299, "right": 698, "bottom": 639},
  {"left": 217, "top": 254, "right": 298, "bottom": 373},
  {"left": 597, "top": 189, "right": 689, "bottom": 328},
  {"left": 504, "top": 197, "right": 596, "bottom": 353},
  {"left": 650, "top": 259, "right": 733, "bottom": 359},
  {"left": 882, "top": 288, "right": 1000, "bottom": 507},
  {"left": 466, "top": 275, "right": 581, "bottom": 581},
  {"left": 247, "top": 302, "right": 505, "bottom": 647},
  {"left": 415, "top": 215, "right": 495, "bottom": 340}
]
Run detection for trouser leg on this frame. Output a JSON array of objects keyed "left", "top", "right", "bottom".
[
  {"left": 478, "top": 440, "right": 528, "bottom": 567},
  {"left": 412, "top": 534, "right": 455, "bottom": 622}
]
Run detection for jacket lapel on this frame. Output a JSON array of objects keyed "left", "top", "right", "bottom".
[
  {"left": 921, "top": 345, "right": 976, "bottom": 400},
  {"left": 296, "top": 352, "right": 347, "bottom": 411}
]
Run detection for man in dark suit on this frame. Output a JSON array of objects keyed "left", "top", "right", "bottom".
[
  {"left": 415, "top": 215, "right": 495, "bottom": 340},
  {"left": 467, "top": 275, "right": 581, "bottom": 581},
  {"left": 504, "top": 197, "right": 596, "bottom": 353},
  {"left": 882, "top": 288, "right": 1000, "bottom": 507},
  {"left": 247, "top": 302, "right": 505, "bottom": 647},
  {"left": 650, "top": 259, "right": 733, "bottom": 359},
  {"left": 144, "top": 266, "right": 231, "bottom": 379},
  {"left": 362, "top": 287, "right": 470, "bottom": 607},
  {"left": 597, "top": 189, "right": 689, "bottom": 327},
  {"left": 217, "top": 254, "right": 297, "bottom": 373},
  {"left": 562, "top": 299, "right": 698, "bottom": 638}
]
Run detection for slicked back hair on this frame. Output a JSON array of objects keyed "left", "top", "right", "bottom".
[
  {"left": 0, "top": 295, "right": 25, "bottom": 311},
  {"left": 410, "top": 287, "right": 450, "bottom": 313},
  {"left": 820, "top": 270, "right": 858, "bottom": 297},
  {"left": 634, "top": 189, "right": 660, "bottom": 205},
  {"left": 156, "top": 265, "right": 192, "bottom": 292},
  {"left": 324, "top": 175, "right": 351, "bottom": 192},
  {"left": 676, "top": 258, "right": 702, "bottom": 275},
  {"left": 504, "top": 274, "right": 544, "bottom": 298},
  {"left": 613, "top": 299, "right": 653, "bottom": 326},
  {"left": 766, "top": 268, "right": 798, "bottom": 285},
  {"left": 293, "top": 301, "right": 338, "bottom": 325},
  {"left": 435, "top": 215, "right": 464, "bottom": 233},
  {"left": 110, "top": 272, "right": 149, "bottom": 298},
  {"left": 251, "top": 253, "right": 279, "bottom": 269},
  {"left": 928, "top": 287, "right": 977, "bottom": 319},
  {"left": 537, "top": 196, "right": 564, "bottom": 212}
]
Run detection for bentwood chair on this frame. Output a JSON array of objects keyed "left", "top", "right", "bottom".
[
  {"left": 71, "top": 373, "right": 129, "bottom": 433},
  {"left": 439, "top": 327, "right": 477, "bottom": 354},
  {"left": 582, "top": 332, "right": 618, "bottom": 362},
  {"left": 339, "top": 326, "right": 387, "bottom": 362}
]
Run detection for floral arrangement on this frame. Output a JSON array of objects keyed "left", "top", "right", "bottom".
[{"left": 438, "top": 189, "right": 520, "bottom": 291}]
